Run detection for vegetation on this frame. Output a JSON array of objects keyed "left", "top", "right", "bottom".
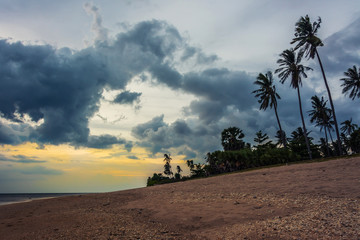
[
  {"left": 340, "top": 65, "right": 360, "bottom": 100},
  {"left": 275, "top": 48, "right": 313, "bottom": 160},
  {"left": 308, "top": 96, "right": 334, "bottom": 157},
  {"left": 291, "top": 14, "right": 342, "bottom": 155},
  {"left": 252, "top": 71, "right": 286, "bottom": 147},
  {"left": 146, "top": 14, "right": 360, "bottom": 187}
]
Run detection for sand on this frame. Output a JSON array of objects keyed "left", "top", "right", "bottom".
[{"left": 0, "top": 157, "right": 359, "bottom": 239}]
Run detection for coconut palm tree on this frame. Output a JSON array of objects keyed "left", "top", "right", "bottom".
[
  {"left": 340, "top": 65, "right": 360, "bottom": 100},
  {"left": 291, "top": 15, "right": 342, "bottom": 155},
  {"left": 275, "top": 49, "right": 312, "bottom": 159},
  {"left": 163, "top": 154, "right": 173, "bottom": 177},
  {"left": 341, "top": 118, "right": 359, "bottom": 137},
  {"left": 308, "top": 95, "right": 334, "bottom": 156},
  {"left": 252, "top": 71, "right": 286, "bottom": 146}
]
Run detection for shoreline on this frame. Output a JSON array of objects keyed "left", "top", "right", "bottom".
[
  {"left": 0, "top": 193, "right": 85, "bottom": 206},
  {"left": 1, "top": 157, "right": 359, "bottom": 239}
]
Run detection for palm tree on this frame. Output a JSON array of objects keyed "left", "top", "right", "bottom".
[
  {"left": 163, "top": 154, "right": 173, "bottom": 177},
  {"left": 221, "top": 127, "right": 245, "bottom": 151},
  {"left": 174, "top": 165, "right": 183, "bottom": 180},
  {"left": 291, "top": 15, "right": 342, "bottom": 155},
  {"left": 341, "top": 118, "right": 359, "bottom": 137},
  {"left": 308, "top": 95, "right": 334, "bottom": 156},
  {"left": 252, "top": 71, "right": 286, "bottom": 146},
  {"left": 275, "top": 49, "right": 312, "bottom": 159},
  {"left": 340, "top": 65, "right": 360, "bottom": 100}
]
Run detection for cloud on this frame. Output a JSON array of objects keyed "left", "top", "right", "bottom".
[
  {"left": 113, "top": 91, "right": 142, "bottom": 105},
  {"left": 84, "top": 2, "right": 109, "bottom": 43},
  {"left": 85, "top": 134, "right": 132, "bottom": 151},
  {"left": 181, "top": 46, "right": 219, "bottom": 64},
  {"left": 0, "top": 7, "right": 359, "bottom": 158},
  {"left": 0, "top": 154, "right": 46, "bottom": 163},
  {"left": 321, "top": 17, "right": 360, "bottom": 76},
  {"left": 0, "top": 18, "right": 192, "bottom": 148},
  {"left": 131, "top": 115, "right": 221, "bottom": 158},
  {"left": 20, "top": 166, "right": 63, "bottom": 175},
  {"left": 127, "top": 155, "right": 140, "bottom": 160}
]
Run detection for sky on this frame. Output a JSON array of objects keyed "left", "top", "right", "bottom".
[{"left": 0, "top": 0, "right": 359, "bottom": 193}]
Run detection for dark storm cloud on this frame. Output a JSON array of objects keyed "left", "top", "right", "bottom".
[
  {"left": 182, "top": 68, "right": 256, "bottom": 108},
  {"left": 84, "top": 134, "right": 132, "bottom": 151},
  {"left": 172, "top": 120, "right": 192, "bottom": 135},
  {"left": 132, "top": 115, "right": 167, "bottom": 140},
  {"left": 1, "top": 11, "right": 358, "bottom": 157},
  {"left": 321, "top": 17, "right": 360, "bottom": 75},
  {"left": 113, "top": 91, "right": 142, "bottom": 105},
  {"left": 131, "top": 115, "right": 222, "bottom": 157},
  {"left": 0, "top": 123, "right": 22, "bottom": 144},
  {"left": 148, "top": 63, "right": 182, "bottom": 89},
  {"left": 0, "top": 19, "right": 192, "bottom": 149},
  {"left": 184, "top": 100, "right": 226, "bottom": 124}
]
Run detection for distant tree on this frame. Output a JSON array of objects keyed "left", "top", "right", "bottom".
[
  {"left": 174, "top": 165, "right": 183, "bottom": 180},
  {"left": 341, "top": 118, "right": 358, "bottom": 137},
  {"left": 275, "top": 49, "right": 313, "bottom": 159},
  {"left": 275, "top": 130, "right": 287, "bottom": 147},
  {"left": 349, "top": 129, "right": 360, "bottom": 153},
  {"left": 186, "top": 159, "right": 194, "bottom": 169},
  {"left": 291, "top": 15, "right": 342, "bottom": 155},
  {"left": 340, "top": 119, "right": 359, "bottom": 154},
  {"left": 254, "top": 130, "right": 272, "bottom": 148},
  {"left": 308, "top": 95, "right": 334, "bottom": 157},
  {"left": 176, "top": 165, "right": 182, "bottom": 174},
  {"left": 221, "top": 127, "right": 245, "bottom": 151},
  {"left": 254, "top": 130, "right": 269, "bottom": 144},
  {"left": 186, "top": 159, "right": 205, "bottom": 177},
  {"left": 288, "top": 127, "right": 320, "bottom": 159},
  {"left": 252, "top": 71, "right": 286, "bottom": 146},
  {"left": 163, "top": 154, "right": 173, "bottom": 177},
  {"left": 340, "top": 65, "right": 360, "bottom": 100}
]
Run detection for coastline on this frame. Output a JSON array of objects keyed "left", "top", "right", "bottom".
[
  {"left": 0, "top": 193, "right": 85, "bottom": 206},
  {"left": 1, "top": 157, "right": 359, "bottom": 239}
]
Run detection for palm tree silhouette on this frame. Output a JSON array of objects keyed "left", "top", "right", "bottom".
[
  {"left": 275, "top": 48, "right": 312, "bottom": 160},
  {"left": 252, "top": 71, "right": 286, "bottom": 146},
  {"left": 340, "top": 65, "right": 360, "bottom": 100},
  {"left": 308, "top": 95, "right": 334, "bottom": 156},
  {"left": 163, "top": 154, "right": 173, "bottom": 177},
  {"left": 341, "top": 118, "right": 359, "bottom": 137},
  {"left": 291, "top": 15, "right": 342, "bottom": 155}
]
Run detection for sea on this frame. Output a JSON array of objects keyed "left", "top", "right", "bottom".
[{"left": 0, "top": 193, "right": 81, "bottom": 206}]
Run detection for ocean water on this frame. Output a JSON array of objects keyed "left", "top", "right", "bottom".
[{"left": 0, "top": 193, "right": 80, "bottom": 206}]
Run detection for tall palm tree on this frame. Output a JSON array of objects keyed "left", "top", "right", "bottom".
[
  {"left": 308, "top": 95, "right": 334, "bottom": 156},
  {"left": 340, "top": 65, "right": 360, "bottom": 100},
  {"left": 275, "top": 49, "right": 312, "bottom": 159},
  {"left": 252, "top": 71, "right": 286, "bottom": 146},
  {"left": 291, "top": 15, "right": 342, "bottom": 155},
  {"left": 341, "top": 118, "right": 359, "bottom": 137}
]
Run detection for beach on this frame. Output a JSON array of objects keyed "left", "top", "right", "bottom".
[{"left": 0, "top": 157, "right": 359, "bottom": 239}]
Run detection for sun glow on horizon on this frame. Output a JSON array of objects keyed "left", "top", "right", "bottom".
[{"left": 0, "top": 142, "right": 191, "bottom": 193}]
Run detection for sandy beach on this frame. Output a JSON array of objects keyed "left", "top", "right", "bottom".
[{"left": 0, "top": 157, "right": 359, "bottom": 239}]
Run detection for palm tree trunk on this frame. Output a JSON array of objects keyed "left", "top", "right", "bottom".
[
  {"left": 315, "top": 49, "right": 342, "bottom": 156},
  {"left": 274, "top": 106, "right": 287, "bottom": 147},
  {"left": 297, "top": 87, "right": 312, "bottom": 160},
  {"left": 328, "top": 129, "right": 334, "bottom": 143},
  {"left": 324, "top": 127, "right": 330, "bottom": 157}
]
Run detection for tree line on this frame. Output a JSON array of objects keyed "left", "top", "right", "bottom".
[
  {"left": 254, "top": 15, "right": 359, "bottom": 160},
  {"left": 146, "top": 15, "right": 360, "bottom": 186}
]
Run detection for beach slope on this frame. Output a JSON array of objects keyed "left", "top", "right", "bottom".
[{"left": 1, "top": 157, "right": 359, "bottom": 239}]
